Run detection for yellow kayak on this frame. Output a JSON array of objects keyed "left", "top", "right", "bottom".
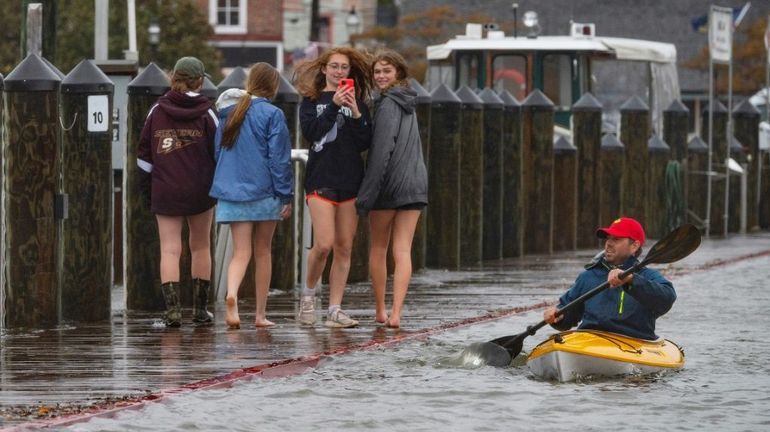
[{"left": 527, "top": 330, "right": 685, "bottom": 382}]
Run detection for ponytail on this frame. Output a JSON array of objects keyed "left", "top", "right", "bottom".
[{"left": 220, "top": 94, "right": 252, "bottom": 149}]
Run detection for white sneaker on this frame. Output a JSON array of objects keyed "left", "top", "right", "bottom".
[
  {"left": 325, "top": 309, "right": 359, "bottom": 328},
  {"left": 298, "top": 296, "right": 316, "bottom": 325}
]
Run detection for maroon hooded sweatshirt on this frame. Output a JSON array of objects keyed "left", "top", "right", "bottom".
[{"left": 137, "top": 91, "right": 218, "bottom": 216}]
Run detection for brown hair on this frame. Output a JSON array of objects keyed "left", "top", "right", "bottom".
[
  {"left": 220, "top": 63, "right": 281, "bottom": 149},
  {"left": 170, "top": 73, "right": 203, "bottom": 93},
  {"left": 293, "top": 47, "right": 373, "bottom": 101},
  {"left": 371, "top": 49, "right": 409, "bottom": 90}
]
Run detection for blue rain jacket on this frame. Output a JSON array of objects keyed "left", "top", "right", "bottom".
[{"left": 552, "top": 256, "right": 676, "bottom": 340}]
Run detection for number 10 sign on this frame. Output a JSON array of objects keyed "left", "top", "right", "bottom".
[{"left": 87, "top": 95, "right": 109, "bottom": 133}]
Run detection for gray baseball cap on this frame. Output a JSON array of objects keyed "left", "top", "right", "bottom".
[{"left": 173, "top": 56, "right": 208, "bottom": 79}]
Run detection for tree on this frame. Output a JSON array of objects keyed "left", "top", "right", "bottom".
[
  {"left": 352, "top": 5, "right": 497, "bottom": 82},
  {"left": 1, "top": 0, "right": 223, "bottom": 82},
  {"left": 684, "top": 16, "right": 767, "bottom": 95}
]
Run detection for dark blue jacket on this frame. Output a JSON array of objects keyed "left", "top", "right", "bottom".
[{"left": 552, "top": 256, "right": 676, "bottom": 340}]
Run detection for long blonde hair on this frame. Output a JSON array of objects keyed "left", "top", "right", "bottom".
[
  {"left": 293, "top": 47, "right": 373, "bottom": 102},
  {"left": 221, "top": 63, "right": 280, "bottom": 149}
]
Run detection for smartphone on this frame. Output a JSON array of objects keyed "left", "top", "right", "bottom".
[{"left": 338, "top": 78, "right": 354, "bottom": 89}]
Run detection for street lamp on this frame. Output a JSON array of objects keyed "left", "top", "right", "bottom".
[
  {"left": 148, "top": 17, "right": 160, "bottom": 64},
  {"left": 345, "top": 6, "right": 361, "bottom": 46}
]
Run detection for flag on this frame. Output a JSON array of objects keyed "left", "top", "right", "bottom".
[{"left": 691, "top": 2, "right": 751, "bottom": 33}]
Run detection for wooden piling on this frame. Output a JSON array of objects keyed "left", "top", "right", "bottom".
[
  {"left": 663, "top": 100, "right": 689, "bottom": 231},
  {"left": 409, "top": 78, "right": 431, "bottom": 271},
  {"left": 201, "top": 77, "right": 218, "bottom": 101},
  {"left": 646, "top": 136, "right": 671, "bottom": 240},
  {"left": 728, "top": 137, "right": 743, "bottom": 233},
  {"left": 2, "top": 54, "right": 62, "bottom": 328},
  {"left": 125, "top": 63, "right": 169, "bottom": 311},
  {"left": 271, "top": 74, "right": 300, "bottom": 290},
  {"left": 426, "top": 84, "right": 461, "bottom": 269},
  {"left": 572, "top": 93, "right": 603, "bottom": 249},
  {"left": 732, "top": 100, "right": 760, "bottom": 230},
  {"left": 552, "top": 137, "right": 577, "bottom": 251},
  {"left": 701, "top": 101, "right": 728, "bottom": 235},
  {"left": 455, "top": 86, "right": 484, "bottom": 265},
  {"left": 521, "top": 90, "right": 554, "bottom": 255},
  {"left": 499, "top": 90, "right": 522, "bottom": 258},
  {"left": 60, "top": 60, "right": 115, "bottom": 322},
  {"left": 686, "top": 136, "right": 709, "bottom": 228},
  {"left": 479, "top": 88, "right": 504, "bottom": 261},
  {"left": 598, "top": 134, "right": 625, "bottom": 232},
  {"left": 619, "top": 96, "right": 650, "bottom": 226}
]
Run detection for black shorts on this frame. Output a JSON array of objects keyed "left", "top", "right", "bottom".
[{"left": 306, "top": 188, "right": 357, "bottom": 205}]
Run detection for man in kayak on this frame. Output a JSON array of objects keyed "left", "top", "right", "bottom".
[{"left": 542, "top": 217, "right": 676, "bottom": 340}]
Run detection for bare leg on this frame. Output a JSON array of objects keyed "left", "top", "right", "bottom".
[
  {"left": 329, "top": 201, "right": 358, "bottom": 307},
  {"left": 386, "top": 210, "right": 421, "bottom": 328},
  {"left": 156, "top": 215, "right": 184, "bottom": 283},
  {"left": 225, "top": 222, "right": 253, "bottom": 329},
  {"left": 186, "top": 208, "right": 214, "bottom": 280},
  {"left": 305, "top": 199, "right": 336, "bottom": 291},
  {"left": 253, "top": 220, "right": 277, "bottom": 327},
  {"left": 368, "top": 210, "right": 396, "bottom": 323}
]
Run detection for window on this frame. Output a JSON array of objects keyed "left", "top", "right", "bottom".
[
  {"left": 457, "top": 53, "right": 480, "bottom": 90},
  {"left": 492, "top": 55, "right": 527, "bottom": 100},
  {"left": 543, "top": 54, "right": 573, "bottom": 110},
  {"left": 210, "top": 0, "right": 247, "bottom": 34}
]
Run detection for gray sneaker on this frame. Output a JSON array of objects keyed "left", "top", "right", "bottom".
[
  {"left": 298, "top": 296, "right": 316, "bottom": 325},
  {"left": 325, "top": 309, "right": 359, "bottom": 328}
]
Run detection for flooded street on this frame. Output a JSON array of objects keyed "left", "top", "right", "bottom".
[{"left": 67, "top": 254, "right": 770, "bottom": 432}]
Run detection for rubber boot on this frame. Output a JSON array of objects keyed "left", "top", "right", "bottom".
[
  {"left": 192, "top": 278, "right": 214, "bottom": 324},
  {"left": 161, "top": 281, "right": 182, "bottom": 327}
]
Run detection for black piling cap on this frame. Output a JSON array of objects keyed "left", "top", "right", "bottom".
[
  {"left": 62, "top": 60, "right": 115, "bottom": 94},
  {"left": 275, "top": 73, "right": 300, "bottom": 103},
  {"left": 522, "top": 89, "right": 554, "bottom": 109},
  {"left": 430, "top": 83, "right": 461, "bottom": 106},
  {"left": 498, "top": 89, "right": 520, "bottom": 110},
  {"left": 554, "top": 136, "right": 577, "bottom": 155},
  {"left": 664, "top": 99, "right": 689, "bottom": 114},
  {"left": 4, "top": 53, "right": 62, "bottom": 92},
  {"left": 218, "top": 66, "right": 248, "bottom": 94},
  {"left": 408, "top": 78, "right": 431, "bottom": 104},
  {"left": 42, "top": 57, "right": 65, "bottom": 79},
  {"left": 478, "top": 87, "right": 504, "bottom": 110},
  {"left": 127, "top": 63, "right": 170, "bottom": 96},
  {"left": 733, "top": 99, "right": 760, "bottom": 117},
  {"left": 687, "top": 136, "right": 708, "bottom": 153},
  {"left": 456, "top": 85, "right": 483, "bottom": 110},
  {"left": 201, "top": 77, "right": 218, "bottom": 100},
  {"left": 601, "top": 133, "right": 625, "bottom": 151},
  {"left": 701, "top": 100, "right": 727, "bottom": 116},
  {"left": 648, "top": 135, "right": 670, "bottom": 154},
  {"left": 620, "top": 96, "right": 649, "bottom": 112},
  {"left": 572, "top": 92, "right": 602, "bottom": 112}
]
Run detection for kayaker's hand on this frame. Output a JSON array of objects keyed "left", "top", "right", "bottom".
[
  {"left": 544, "top": 306, "right": 563, "bottom": 324},
  {"left": 608, "top": 268, "right": 633, "bottom": 288}
]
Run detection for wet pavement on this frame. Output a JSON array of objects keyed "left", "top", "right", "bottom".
[{"left": 1, "top": 232, "right": 769, "bottom": 429}]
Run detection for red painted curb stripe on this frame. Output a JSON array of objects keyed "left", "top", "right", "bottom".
[{"left": 7, "top": 248, "right": 770, "bottom": 430}]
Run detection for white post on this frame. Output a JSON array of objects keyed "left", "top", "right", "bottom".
[
  {"left": 26, "top": 3, "right": 43, "bottom": 57},
  {"left": 125, "top": 0, "right": 138, "bottom": 61},
  {"left": 724, "top": 57, "right": 733, "bottom": 238},
  {"left": 94, "top": 0, "right": 109, "bottom": 61}
]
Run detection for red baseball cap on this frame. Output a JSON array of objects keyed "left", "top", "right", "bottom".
[{"left": 596, "top": 217, "right": 646, "bottom": 246}]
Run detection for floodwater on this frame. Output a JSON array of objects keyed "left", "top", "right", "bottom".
[{"left": 66, "top": 255, "right": 770, "bottom": 431}]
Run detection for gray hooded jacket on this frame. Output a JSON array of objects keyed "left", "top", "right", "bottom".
[{"left": 356, "top": 86, "right": 428, "bottom": 215}]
